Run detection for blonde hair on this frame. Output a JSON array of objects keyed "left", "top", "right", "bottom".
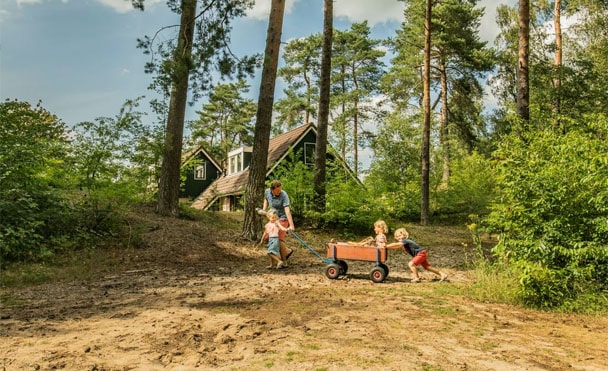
[
  {"left": 394, "top": 228, "right": 409, "bottom": 240},
  {"left": 374, "top": 220, "right": 388, "bottom": 234},
  {"left": 266, "top": 208, "right": 278, "bottom": 219}
]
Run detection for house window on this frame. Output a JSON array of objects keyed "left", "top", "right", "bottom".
[
  {"left": 194, "top": 162, "right": 206, "bottom": 180},
  {"left": 229, "top": 157, "right": 236, "bottom": 175},
  {"left": 304, "top": 142, "right": 316, "bottom": 165},
  {"left": 227, "top": 147, "right": 252, "bottom": 175}
]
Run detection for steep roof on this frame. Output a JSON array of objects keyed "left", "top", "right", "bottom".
[
  {"left": 191, "top": 123, "right": 315, "bottom": 210},
  {"left": 181, "top": 144, "right": 222, "bottom": 171}
]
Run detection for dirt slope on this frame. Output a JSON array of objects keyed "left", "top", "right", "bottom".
[{"left": 1, "top": 206, "right": 607, "bottom": 370}]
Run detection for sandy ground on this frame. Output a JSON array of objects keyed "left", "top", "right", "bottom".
[{"left": 1, "top": 207, "right": 607, "bottom": 370}]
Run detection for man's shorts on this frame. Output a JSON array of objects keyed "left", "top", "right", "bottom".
[{"left": 278, "top": 219, "right": 289, "bottom": 240}]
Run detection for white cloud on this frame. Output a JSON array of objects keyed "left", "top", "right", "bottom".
[
  {"left": 246, "top": 0, "right": 404, "bottom": 28},
  {"left": 334, "top": 0, "right": 404, "bottom": 26},
  {"left": 0, "top": 9, "right": 10, "bottom": 22},
  {"left": 246, "top": 0, "right": 299, "bottom": 20},
  {"left": 16, "top": 0, "right": 43, "bottom": 5}
]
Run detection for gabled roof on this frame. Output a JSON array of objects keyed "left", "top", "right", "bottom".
[
  {"left": 191, "top": 123, "right": 315, "bottom": 210},
  {"left": 267, "top": 123, "right": 313, "bottom": 168},
  {"left": 181, "top": 144, "right": 222, "bottom": 171}
]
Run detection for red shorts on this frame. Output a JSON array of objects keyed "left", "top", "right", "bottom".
[
  {"left": 411, "top": 250, "right": 430, "bottom": 269},
  {"left": 278, "top": 219, "right": 289, "bottom": 240}
]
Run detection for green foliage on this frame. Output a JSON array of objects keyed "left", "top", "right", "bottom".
[
  {"left": 484, "top": 115, "right": 608, "bottom": 309},
  {"left": 317, "top": 177, "right": 379, "bottom": 232},
  {"left": 0, "top": 100, "right": 69, "bottom": 190},
  {"left": 138, "top": 0, "right": 259, "bottom": 104},
  {"left": 364, "top": 112, "right": 421, "bottom": 221},
  {"left": 433, "top": 152, "right": 498, "bottom": 222},
  {"left": 0, "top": 99, "right": 159, "bottom": 264},
  {"left": 0, "top": 101, "right": 74, "bottom": 262},
  {"left": 70, "top": 97, "right": 157, "bottom": 201},
  {"left": 270, "top": 150, "right": 374, "bottom": 232},
  {"left": 491, "top": 2, "right": 608, "bottom": 131},
  {"left": 366, "top": 114, "right": 498, "bottom": 223},
  {"left": 270, "top": 150, "right": 315, "bottom": 223},
  {"left": 275, "top": 34, "right": 322, "bottom": 129},
  {"left": 188, "top": 80, "right": 256, "bottom": 162}
]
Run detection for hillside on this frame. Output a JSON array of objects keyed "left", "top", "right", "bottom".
[{"left": 1, "top": 205, "right": 607, "bottom": 370}]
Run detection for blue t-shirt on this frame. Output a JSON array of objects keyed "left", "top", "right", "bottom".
[
  {"left": 265, "top": 189, "right": 290, "bottom": 220},
  {"left": 399, "top": 239, "right": 425, "bottom": 257}
]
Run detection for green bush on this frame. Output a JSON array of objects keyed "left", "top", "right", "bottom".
[
  {"left": 484, "top": 114, "right": 608, "bottom": 310},
  {"left": 433, "top": 152, "right": 498, "bottom": 222},
  {"left": 0, "top": 99, "right": 155, "bottom": 263}
]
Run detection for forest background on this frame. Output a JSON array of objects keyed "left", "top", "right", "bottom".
[{"left": 1, "top": 0, "right": 607, "bottom": 314}]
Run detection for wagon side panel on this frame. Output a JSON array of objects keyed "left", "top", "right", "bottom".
[{"left": 326, "top": 243, "right": 387, "bottom": 263}]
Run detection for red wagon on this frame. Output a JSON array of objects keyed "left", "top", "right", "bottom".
[
  {"left": 325, "top": 241, "right": 390, "bottom": 283},
  {"left": 287, "top": 231, "right": 390, "bottom": 283}
]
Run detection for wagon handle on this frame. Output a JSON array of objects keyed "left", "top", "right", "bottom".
[{"left": 289, "top": 231, "right": 333, "bottom": 264}]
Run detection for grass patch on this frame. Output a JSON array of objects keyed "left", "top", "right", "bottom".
[
  {"left": 463, "top": 261, "right": 520, "bottom": 305},
  {"left": 0, "top": 247, "right": 127, "bottom": 288}
]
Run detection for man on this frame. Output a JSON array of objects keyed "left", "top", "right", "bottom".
[{"left": 262, "top": 180, "right": 295, "bottom": 265}]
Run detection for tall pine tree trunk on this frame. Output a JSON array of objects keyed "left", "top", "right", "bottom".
[
  {"left": 517, "top": 0, "right": 530, "bottom": 123},
  {"left": 156, "top": 0, "right": 196, "bottom": 217},
  {"left": 353, "top": 78, "right": 360, "bottom": 177},
  {"left": 421, "top": 0, "right": 432, "bottom": 226},
  {"left": 439, "top": 60, "right": 450, "bottom": 184},
  {"left": 314, "top": 0, "right": 333, "bottom": 212},
  {"left": 242, "top": 0, "right": 286, "bottom": 240},
  {"left": 553, "top": 0, "right": 562, "bottom": 124}
]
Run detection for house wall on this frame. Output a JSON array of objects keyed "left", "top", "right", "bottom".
[
  {"left": 268, "top": 130, "right": 319, "bottom": 177},
  {"left": 181, "top": 152, "right": 222, "bottom": 199},
  {"left": 219, "top": 195, "right": 243, "bottom": 212}
]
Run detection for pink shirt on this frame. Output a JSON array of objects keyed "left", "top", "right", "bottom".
[
  {"left": 265, "top": 222, "right": 280, "bottom": 238},
  {"left": 375, "top": 233, "right": 387, "bottom": 248}
]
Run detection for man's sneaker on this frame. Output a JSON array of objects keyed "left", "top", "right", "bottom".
[
  {"left": 411, "top": 278, "right": 420, "bottom": 283},
  {"left": 440, "top": 273, "right": 448, "bottom": 282}
]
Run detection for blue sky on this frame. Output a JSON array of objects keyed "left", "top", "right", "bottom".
[{"left": 0, "top": 0, "right": 512, "bottom": 128}]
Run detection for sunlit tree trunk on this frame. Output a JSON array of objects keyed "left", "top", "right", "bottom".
[
  {"left": 156, "top": 0, "right": 196, "bottom": 216},
  {"left": 242, "top": 0, "right": 286, "bottom": 240},
  {"left": 439, "top": 59, "right": 450, "bottom": 184},
  {"left": 517, "top": 0, "right": 530, "bottom": 123},
  {"left": 314, "top": 0, "right": 333, "bottom": 212},
  {"left": 421, "top": 0, "right": 432, "bottom": 225},
  {"left": 353, "top": 77, "right": 360, "bottom": 177},
  {"left": 553, "top": 0, "right": 562, "bottom": 124}
]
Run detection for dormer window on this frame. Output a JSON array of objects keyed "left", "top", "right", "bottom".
[{"left": 227, "top": 147, "right": 252, "bottom": 175}]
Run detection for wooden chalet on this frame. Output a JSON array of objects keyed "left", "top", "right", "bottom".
[
  {"left": 179, "top": 145, "right": 223, "bottom": 200},
  {"left": 189, "top": 123, "right": 357, "bottom": 211}
]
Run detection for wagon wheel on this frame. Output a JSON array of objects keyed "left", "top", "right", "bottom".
[
  {"left": 325, "top": 263, "right": 341, "bottom": 279},
  {"left": 338, "top": 260, "right": 349, "bottom": 275},
  {"left": 379, "top": 263, "right": 389, "bottom": 278},
  {"left": 369, "top": 266, "right": 387, "bottom": 283}
]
